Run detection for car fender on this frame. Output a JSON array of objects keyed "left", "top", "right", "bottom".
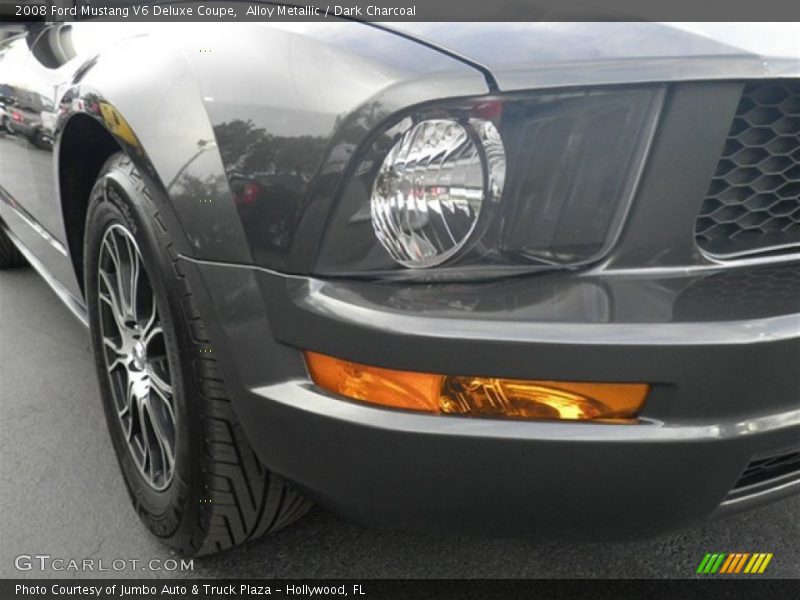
[{"left": 56, "top": 23, "right": 489, "bottom": 271}]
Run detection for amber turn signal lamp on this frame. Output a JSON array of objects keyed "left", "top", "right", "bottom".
[{"left": 304, "top": 351, "right": 648, "bottom": 421}]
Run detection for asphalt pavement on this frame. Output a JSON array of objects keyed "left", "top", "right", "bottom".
[{"left": 1, "top": 267, "right": 798, "bottom": 579}]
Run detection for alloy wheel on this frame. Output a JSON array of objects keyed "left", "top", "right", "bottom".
[{"left": 97, "top": 223, "right": 177, "bottom": 491}]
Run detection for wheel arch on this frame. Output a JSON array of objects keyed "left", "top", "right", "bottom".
[
  {"left": 58, "top": 113, "right": 121, "bottom": 297},
  {"left": 55, "top": 83, "right": 248, "bottom": 298},
  {"left": 55, "top": 91, "right": 212, "bottom": 301},
  {"left": 55, "top": 26, "right": 260, "bottom": 298}
]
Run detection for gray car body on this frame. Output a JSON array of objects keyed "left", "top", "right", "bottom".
[{"left": 0, "top": 20, "right": 798, "bottom": 537}]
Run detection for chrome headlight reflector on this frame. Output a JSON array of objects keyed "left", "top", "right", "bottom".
[{"left": 370, "top": 118, "right": 506, "bottom": 268}]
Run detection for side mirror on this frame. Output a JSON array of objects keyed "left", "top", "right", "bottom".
[{"left": 26, "top": 23, "right": 77, "bottom": 69}]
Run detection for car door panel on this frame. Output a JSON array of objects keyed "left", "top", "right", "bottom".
[{"left": 0, "top": 26, "right": 83, "bottom": 300}]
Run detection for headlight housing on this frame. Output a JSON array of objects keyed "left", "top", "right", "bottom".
[{"left": 316, "top": 86, "right": 664, "bottom": 280}]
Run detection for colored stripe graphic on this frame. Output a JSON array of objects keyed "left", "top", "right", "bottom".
[
  {"left": 720, "top": 553, "right": 737, "bottom": 574},
  {"left": 696, "top": 554, "right": 713, "bottom": 573},
  {"left": 734, "top": 553, "right": 750, "bottom": 573},
  {"left": 758, "top": 553, "right": 773, "bottom": 573},
  {"left": 711, "top": 553, "right": 726, "bottom": 573},
  {"left": 718, "top": 554, "right": 735, "bottom": 573},
  {"left": 697, "top": 553, "right": 727, "bottom": 573},
  {"left": 744, "top": 554, "right": 760, "bottom": 573},
  {"left": 699, "top": 552, "right": 773, "bottom": 574}
]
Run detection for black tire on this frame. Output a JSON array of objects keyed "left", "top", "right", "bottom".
[
  {"left": 31, "top": 129, "right": 51, "bottom": 150},
  {"left": 84, "top": 153, "right": 310, "bottom": 556},
  {"left": 0, "top": 226, "right": 27, "bottom": 268}
]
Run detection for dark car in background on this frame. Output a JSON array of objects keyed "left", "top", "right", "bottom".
[
  {"left": 3, "top": 86, "right": 54, "bottom": 148},
  {"left": 0, "top": 21, "right": 798, "bottom": 557},
  {"left": 0, "top": 84, "right": 14, "bottom": 131}
]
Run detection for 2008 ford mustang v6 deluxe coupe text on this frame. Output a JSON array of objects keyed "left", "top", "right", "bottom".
[{"left": 0, "top": 20, "right": 798, "bottom": 556}]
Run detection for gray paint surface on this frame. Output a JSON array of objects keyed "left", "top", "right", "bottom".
[{"left": 1, "top": 269, "right": 798, "bottom": 579}]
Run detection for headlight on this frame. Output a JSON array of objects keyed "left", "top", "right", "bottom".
[
  {"left": 316, "top": 86, "right": 664, "bottom": 280},
  {"left": 371, "top": 118, "right": 505, "bottom": 268}
]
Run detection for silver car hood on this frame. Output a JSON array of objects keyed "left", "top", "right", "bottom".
[{"left": 384, "top": 22, "right": 800, "bottom": 90}]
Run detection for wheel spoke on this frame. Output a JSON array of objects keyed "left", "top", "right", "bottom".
[
  {"left": 141, "top": 301, "right": 159, "bottom": 342},
  {"left": 106, "top": 356, "right": 127, "bottom": 373},
  {"left": 108, "top": 232, "right": 132, "bottom": 318},
  {"left": 120, "top": 377, "right": 135, "bottom": 442},
  {"left": 103, "top": 336, "right": 123, "bottom": 354},
  {"left": 102, "top": 235, "right": 122, "bottom": 274},
  {"left": 137, "top": 400, "right": 155, "bottom": 482},
  {"left": 142, "top": 286, "right": 158, "bottom": 338},
  {"left": 145, "top": 395, "right": 175, "bottom": 475},
  {"left": 125, "top": 233, "right": 141, "bottom": 322},
  {"left": 118, "top": 400, "right": 130, "bottom": 419},
  {"left": 98, "top": 269, "right": 127, "bottom": 334},
  {"left": 144, "top": 325, "right": 164, "bottom": 348},
  {"left": 150, "top": 368, "right": 173, "bottom": 399}
]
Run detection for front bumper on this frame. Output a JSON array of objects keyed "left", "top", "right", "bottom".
[{"left": 181, "top": 256, "right": 800, "bottom": 538}]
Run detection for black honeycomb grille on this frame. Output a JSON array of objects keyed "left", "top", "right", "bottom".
[
  {"left": 695, "top": 81, "right": 800, "bottom": 258},
  {"left": 674, "top": 263, "right": 800, "bottom": 321}
]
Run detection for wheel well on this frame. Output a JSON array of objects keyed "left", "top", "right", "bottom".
[{"left": 59, "top": 115, "right": 120, "bottom": 297}]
